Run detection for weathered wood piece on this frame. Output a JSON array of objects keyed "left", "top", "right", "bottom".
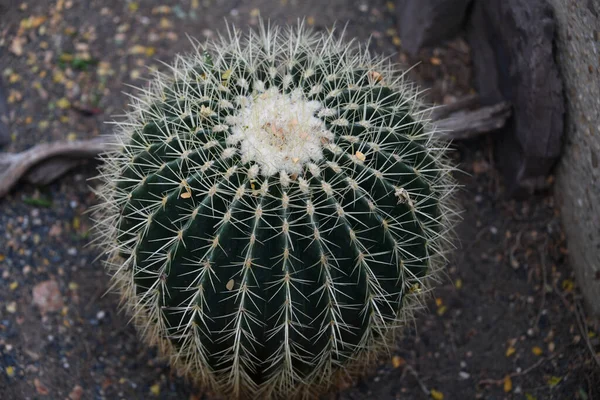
[
  {"left": 0, "top": 138, "right": 107, "bottom": 198},
  {"left": 396, "top": 0, "right": 471, "bottom": 55},
  {"left": 466, "top": 0, "right": 564, "bottom": 194},
  {"left": 434, "top": 101, "right": 512, "bottom": 141},
  {"left": 0, "top": 97, "right": 513, "bottom": 199}
]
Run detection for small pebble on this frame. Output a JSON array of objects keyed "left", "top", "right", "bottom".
[
  {"left": 33, "top": 280, "right": 64, "bottom": 314},
  {"left": 6, "top": 302, "right": 17, "bottom": 313},
  {"left": 514, "top": 386, "right": 522, "bottom": 394},
  {"left": 96, "top": 310, "right": 106, "bottom": 320},
  {"left": 459, "top": 371, "right": 470, "bottom": 379}
]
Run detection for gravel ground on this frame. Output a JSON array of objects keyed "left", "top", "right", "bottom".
[{"left": 0, "top": 1, "right": 598, "bottom": 399}]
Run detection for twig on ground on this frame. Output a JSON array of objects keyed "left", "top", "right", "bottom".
[
  {"left": 478, "top": 354, "right": 555, "bottom": 386},
  {"left": 533, "top": 238, "right": 549, "bottom": 332},
  {"left": 552, "top": 279, "right": 600, "bottom": 370},
  {"left": 401, "top": 364, "right": 430, "bottom": 395}
]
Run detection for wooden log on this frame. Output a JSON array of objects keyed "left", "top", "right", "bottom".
[
  {"left": 395, "top": 0, "right": 471, "bottom": 55},
  {"left": 466, "top": 0, "right": 565, "bottom": 195}
]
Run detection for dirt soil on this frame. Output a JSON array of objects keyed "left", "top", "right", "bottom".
[{"left": 0, "top": 1, "right": 599, "bottom": 399}]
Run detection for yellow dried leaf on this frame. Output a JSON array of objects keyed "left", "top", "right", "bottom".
[
  {"left": 430, "top": 389, "right": 444, "bottom": 400},
  {"left": 454, "top": 278, "right": 463, "bottom": 289},
  {"left": 150, "top": 383, "right": 160, "bottom": 396},
  {"left": 503, "top": 375, "right": 512, "bottom": 392},
  {"left": 20, "top": 16, "right": 47, "bottom": 30},
  {"left": 6, "top": 366, "right": 15, "bottom": 377},
  {"left": 191, "top": 0, "right": 199, "bottom": 9},
  {"left": 53, "top": 70, "right": 65, "bottom": 83},
  {"left": 430, "top": 57, "right": 442, "bottom": 66},
  {"left": 355, "top": 151, "right": 366, "bottom": 161},
  {"left": 129, "top": 45, "right": 147, "bottom": 55},
  {"left": 547, "top": 376, "right": 562, "bottom": 387},
  {"left": 9, "top": 282, "right": 18, "bottom": 291},
  {"left": 56, "top": 97, "right": 70, "bottom": 109},
  {"left": 180, "top": 191, "right": 191, "bottom": 199},
  {"left": 561, "top": 279, "right": 574, "bottom": 292},
  {"left": 391, "top": 355, "right": 405, "bottom": 368},
  {"left": 392, "top": 36, "right": 401, "bottom": 46},
  {"left": 226, "top": 279, "right": 235, "bottom": 290},
  {"left": 159, "top": 18, "right": 172, "bottom": 29},
  {"left": 505, "top": 346, "right": 516, "bottom": 357},
  {"left": 436, "top": 305, "right": 447, "bottom": 316},
  {"left": 152, "top": 6, "right": 171, "bottom": 14},
  {"left": 128, "top": 2, "right": 139, "bottom": 12},
  {"left": 532, "top": 346, "right": 543, "bottom": 356}
]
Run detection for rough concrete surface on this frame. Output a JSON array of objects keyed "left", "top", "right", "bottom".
[{"left": 550, "top": 0, "right": 600, "bottom": 316}]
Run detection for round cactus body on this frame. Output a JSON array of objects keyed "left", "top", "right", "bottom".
[{"left": 93, "top": 22, "right": 456, "bottom": 399}]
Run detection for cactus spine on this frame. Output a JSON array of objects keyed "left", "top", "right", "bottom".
[{"left": 92, "top": 21, "right": 457, "bottom": 399}]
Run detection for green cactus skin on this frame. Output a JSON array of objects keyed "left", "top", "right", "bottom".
[{"left": 92, "top": 22, "right": 457, "bottom": 399}]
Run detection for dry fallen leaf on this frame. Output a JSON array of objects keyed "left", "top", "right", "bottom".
[
  {"left": 503, "top": 375, "right": 512, "bottom": 392},
  {"left": 226, "top": 279, "right": 235, "bottom": 290},
  {"left": 391, "top": 355, "right": 405, "bottom": 369},
  {"left": 506, "top": 346, "right": 516, "bottom": 357},
  {"left": 9, "top": 37, "right": 26, "bottom": 56},
  {"left": 150, "top": 383, "right": 160, "bottom": 396},
  {"left": 34, "top": 378, "right": 49, "bottom": 395}
]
